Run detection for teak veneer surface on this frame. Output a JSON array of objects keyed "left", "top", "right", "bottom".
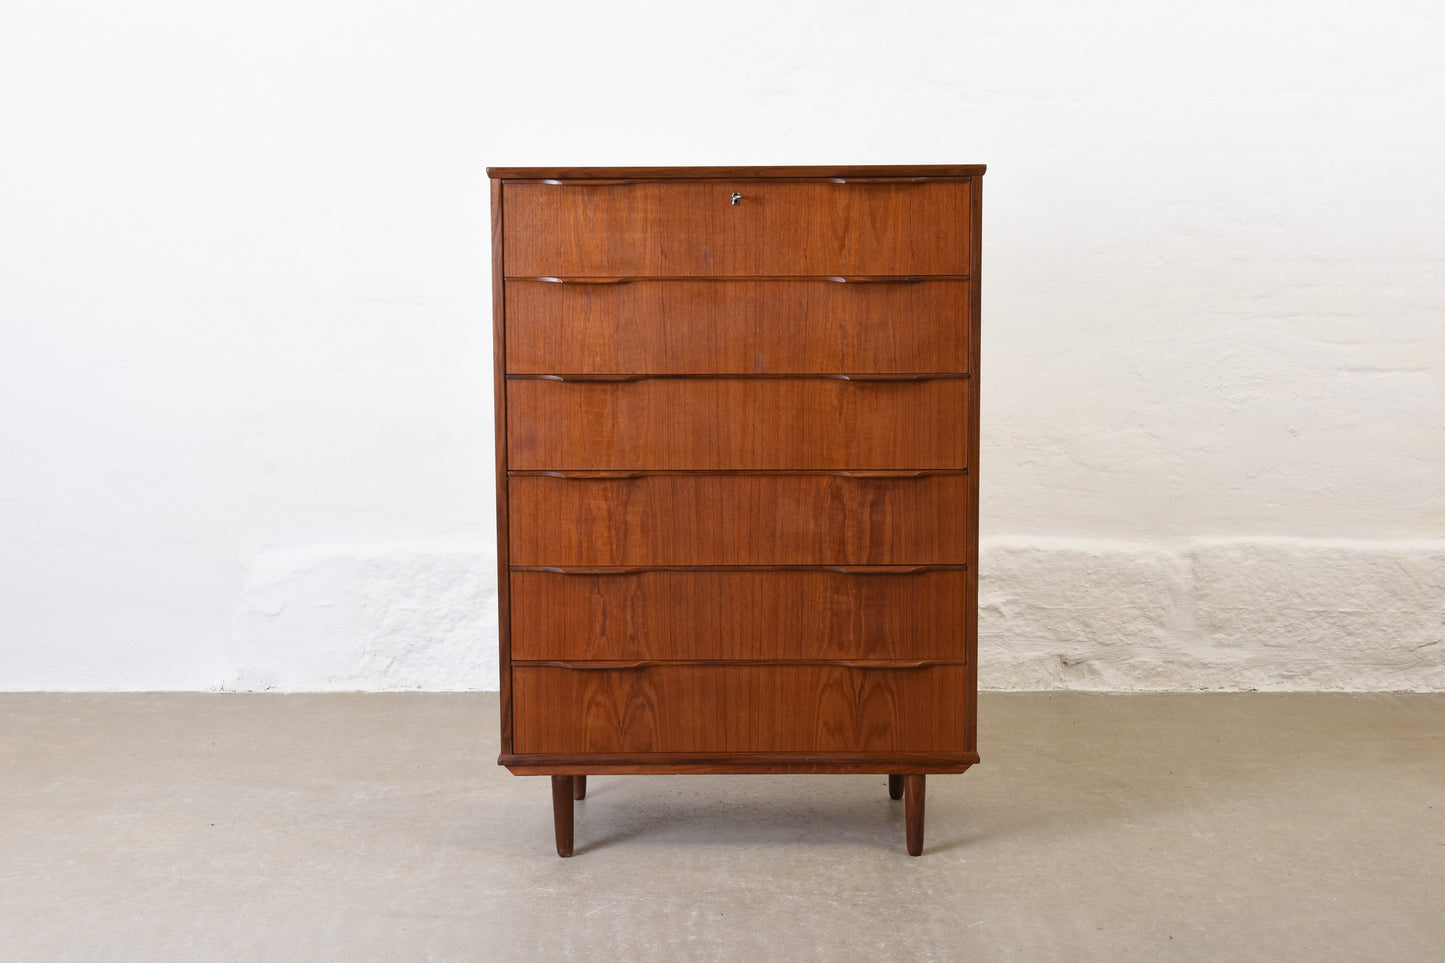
[
  {"left": 508, "top": 473, "right": 969, "bottom": 567},
  {"left": 503, "top": 277, "right": 970, "bottom": 375},
  {"left": 508, "top": 568, "right": 969, "bottom": 661},
  {"left": 491, "top": 178, "right": 513, "bottom": 753},
  {"left": 512, "top": 663, "right": 969, "bottom": 754},
  {"left": 506, "top": 378, "right": 968, "bottom": 471},
  {"left": 503, "top": 180, "right": 971, "bottom": 277}
]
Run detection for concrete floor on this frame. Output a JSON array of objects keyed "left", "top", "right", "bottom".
[{"left": 1, "top": 693, "right": 1442, "bottom": 961}]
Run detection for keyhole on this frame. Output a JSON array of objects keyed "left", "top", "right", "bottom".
[{"left": 731, "top": 192, "right": 742, "bottom": 206}]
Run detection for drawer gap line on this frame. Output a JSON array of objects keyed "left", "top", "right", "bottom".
[
  {"left": 514, "top": 659, "right": 968, "bottom": 670},
  {"left": 506, "top": 274, "right": 971, "bottom": 283},
  {"left": 510, "top": 564, "right": 967, "bottom": 574},
  {"left": 507, "top": 469, "right": 969, "bottom": 478}
]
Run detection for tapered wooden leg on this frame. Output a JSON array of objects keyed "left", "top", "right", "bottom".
[
  {"left": 550, "top": 775, "right": 574, "bottom": 857},
  {"left": 572, "top": 775, "right": 587, "bottom": 800},
  {"left": 888, "top": 774, "right": 904, "bottom": 800},
  {"left": 904, "top": 774, "right": 926, "bottom": 856}
]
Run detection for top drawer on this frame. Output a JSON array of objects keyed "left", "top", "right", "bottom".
[{"left": 503, "top": 179, "right": 972, "bottom": 277}]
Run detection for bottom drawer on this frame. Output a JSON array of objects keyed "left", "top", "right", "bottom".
[{"left": 512, "top": 663, "right": 967, "bottom": 754}]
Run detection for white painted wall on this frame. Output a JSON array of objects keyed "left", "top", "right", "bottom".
[{"left": 2, "top": 0, "right": 1441, "bottom": 690}]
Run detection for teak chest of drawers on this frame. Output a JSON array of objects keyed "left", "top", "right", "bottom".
[{"left": 489, "top": 164, "right": 984, "bottom": 856}]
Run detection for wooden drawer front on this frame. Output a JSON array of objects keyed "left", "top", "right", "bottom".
[
  {"left": 510, "top": 568, "right": 968, "bottom": 661},
  {"left": 507, "top": 378, "right": 967, "bottom": 471},
  {"left": 504, "top": 278, "right": 969, "bottom": 375},
  {"left": 509, "top": 474, "right": 967, "bottom": 566},
  {"left": 512, "top": 664, "right": 967, "bottom": 754},
  {"left": 503, "top": 180, "right": 971, "bottom": 277}
]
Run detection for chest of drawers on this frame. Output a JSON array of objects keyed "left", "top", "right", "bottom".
[{"left": 489, "top": 165, "right": 984, "bottom": 856}]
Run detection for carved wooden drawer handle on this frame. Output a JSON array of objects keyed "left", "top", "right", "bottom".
[
  {"left": 827, "top": 470, "right": 949, "bottom": 478},
  {"left": 526, "top": 373, "right": 648, "bottom": 383},
  {"left": 826, "top": 176, "right": 938, "bottom": 184},
  {"left": 823, "top": 275, "right": 927, "bottom": 283},
  {"left": 524, "top": 567, "right": 653, "bottom": 576},
  {"left": 532, "top": 470, "right": 651, "bottom": 479},
  {"left": 825, "top": 373, "right": 967, "bottom": 381}
]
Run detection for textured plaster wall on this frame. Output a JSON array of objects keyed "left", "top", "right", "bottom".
[{"left": 2, "top": 1, "right": 1442, "bottom": 690}]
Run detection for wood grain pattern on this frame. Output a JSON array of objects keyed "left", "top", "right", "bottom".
[
  {"left": 508, "top": 568, "right": 968, "bottom": 661},
  {"left": 508, "top": 473, "right": 968, "bottom": 566},
  {"left": 512, "top": 664, "right": 969, "bottom": 754},
  {"left": 965, "top": 175, "right": 983, "bottom": 758},
  {"left": 506, "top": 378, "right": 968, "bottom": 471},
  {"left": 503, "top": 278, "right": 969, "bottom": 375},
  {"left": 503, "top": 180, "right": 971, "bottom": 277},
  {"left": 488, "top": 165, "right": 986, "bottom": 180},
  {"left": 491, "top": 177, "right": 514, "bottom": 754}
]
